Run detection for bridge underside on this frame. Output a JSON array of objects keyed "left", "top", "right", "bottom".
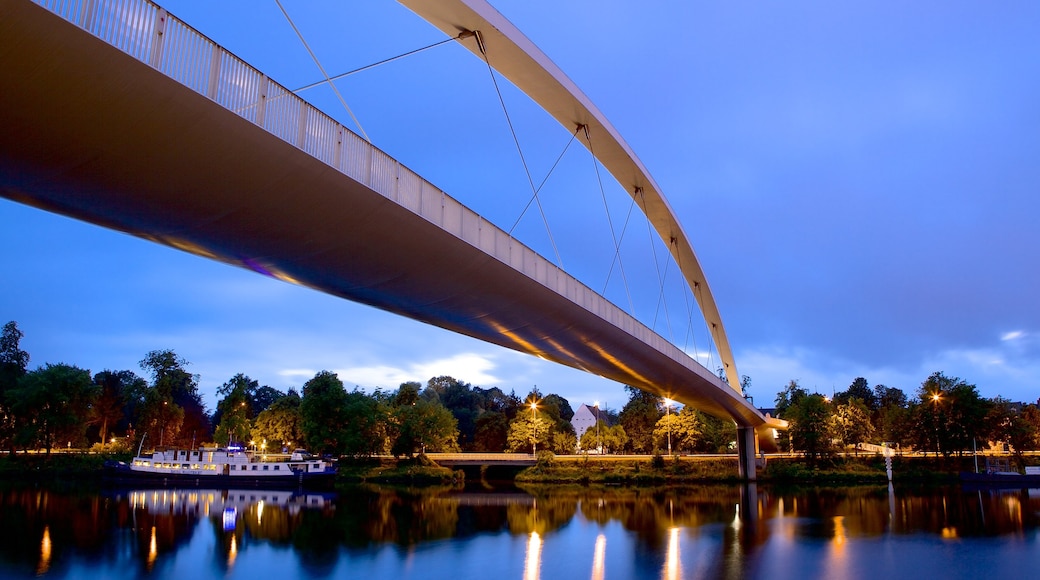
[{"left": 0, "top": 0, "right": 780, "bottom": 459}]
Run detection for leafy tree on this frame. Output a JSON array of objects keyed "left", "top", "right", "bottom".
[
  {"left": 579, "top": 420, "right": 608, "bottom": 452},
  {"left": 251, "top": 391, "right": 304, "bottom": 451},
  {"left": 473, "top": 411, "right": 509, "bottom": 451},
  {"left": 252, "top": 385, "right": 285, "bottom": 414},
  {"left": 139, "top": 350, "right": 209, "bottom": 446},
  {"left": 985, "top": 398, "right": 1039, "bottom": 469},
  {"left": 786, "top": 393, "right": 834, "bottom": 466},
  {"left": 909, "top": 372, "right": 990, "bottom": 457},
  {"left": 507, "top": 406, "right": 551, "bottom": 453},
  {"left": 0, "top": 321, "right": 30, "bottom": 454},
  {"left": 300, "top": 371, "right": 349, "bottom": 456},
  {"left": 138, "top": 389, "right": 184, "bottom": 448},
  {"left": 390, "top": 397, "right": 459, "bottom": 457},
  {"left": 618, "top": 385, "right": 662, "bottom": 453},
  {"left": 652, "top": 405, "right": 701, "bottom": 454},
  {"left": 831, "top": 398, "right": 875, "bottom": 453},
  {"left": 213, "top": 374, "right": 255, "bottom": 446},
  {"left": 774, "top": 380, "right": 808, "bottom": 451},
  {"left": 550, "top": 430, "right": 577, "bottom": 454},
  {"left": 599, "top": 423, "right": 628, "bottom": 454},
  {"left": 90, "top": 370, "right": 145, "bottom": 445},
  {"left": 835, "top": 377, "right": 877, "bottom": 412},
  {"left": 10, "top": 363, "right": 97, "bottom": 453},
  {"left": 694, "top": 411, "right": 737, "bottom": 453}
]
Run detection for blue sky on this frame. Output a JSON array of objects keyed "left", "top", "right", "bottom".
[{"left": 3, "top": 0, "right": 1039, "bottom": 413}]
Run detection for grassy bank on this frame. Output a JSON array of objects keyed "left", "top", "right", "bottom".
[
  {"left": 0, "top": 452, "right": 129, "bottom": 481},
  {"left": 336, "top": 455, "right": 463, "bottom": 486},
  {"left": 511, "top": 453, "right": 1015, "bottom": 485}
]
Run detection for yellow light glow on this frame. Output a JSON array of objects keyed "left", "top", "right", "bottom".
[
  {"left": 591, "top": 534, "right": 606, "bottom": 580},
  {"left": 932, "top": 393, "right": 941, "bottom": 402},
  {"left": 37, "top": 526, "right": 51, "bottom": 576},
  {"left": 523, "top": 531, "right": 542, "bottom": 580},
  {"left": 228, "top": 535, "right": 238, "bottom": 567},
  {"left": 832, "top": 516, "right": 847, "bottom": 547},
  {"left": 664, "top": 527, "right": 682, "bottom": 580},
  {"left": 257, "top": 500, "right": 265, "bottom": 526},
  {"left": 148, "top": 526, "right": 158, "bottom": 570}
]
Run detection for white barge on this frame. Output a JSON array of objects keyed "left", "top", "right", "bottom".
[{"left": 105, "top": 447, "right": 337, "bottom": 488}]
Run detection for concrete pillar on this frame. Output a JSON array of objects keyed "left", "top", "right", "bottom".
[{"left": 736, "top": 426, "right": 759, "bottom": 481}]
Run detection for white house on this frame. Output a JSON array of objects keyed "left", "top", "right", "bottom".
[{"left": 571, "top": 404, "right": 607, "bottom": 446}]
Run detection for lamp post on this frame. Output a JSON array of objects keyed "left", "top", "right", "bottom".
[
  {"left": 530, "top": 402, "right": 538, "bottom": 455},
  {"left": 664, "top": 399, "right": 674, "bottom": 456},
  {"left": 594, "top": 401, "right": 601, "bottom": 454},
  {"left": 931, "top": 393, "right": 942, "bottom": 457}
]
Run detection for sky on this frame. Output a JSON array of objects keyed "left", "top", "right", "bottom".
[{"left": 3, "top": 0, "right": 1040, "bottom": 413}]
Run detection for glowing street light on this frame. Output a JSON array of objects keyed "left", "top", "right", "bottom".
[
  {"left": 530, "top": 402, "right": 539, "bottom": 455},
  {"left": 664, "top": 398, "right": 674, "bottom": 456},
  {"left": 594, "top": 400, "right": 601, "bottom": 454}
]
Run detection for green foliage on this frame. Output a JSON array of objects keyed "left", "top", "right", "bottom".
[
  {"left": 138, "top": 350, "right": 209, "bottom": 446},
  {"left": 506, "top": 408, "right": 550, "bottom": 453},
  {"left": 300, "top": 371, "right": 386, "bottom": 458},
  {"left": 213, "top": 373, "right": 255, "bottom": 446},
  {"left": 909, "top": 372, "right": 990, "bottom": 456},
  {"left": 693, "top": 411, "right": 736, "bottom": 453},
  {"left": 390, "top": 398, "right": 460, "bottom": 457},
  {"left": 831, "top": 398, "right": 875, "bottom": 451},
  {"left": 618, "top": 385, "right": 662, "bottom": 453},
  {"left": 787, "top": 393, "right": 834, "bottom": 466},
  {"left": 251, "top": 392, "right": 304, "bottom": 451},
  {"left": 652, "top": 406, "right": 701, "bottom": 453},
  {"left": 473, "top": 411, "right": 509, "bottom": 451},
  {"left": 10, "top": 363, "right": 97, "bottom": 453}
]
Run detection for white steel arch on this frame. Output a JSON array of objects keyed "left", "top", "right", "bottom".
[{"left": 399, "top": 0, "right": 743, "bottom": 393}]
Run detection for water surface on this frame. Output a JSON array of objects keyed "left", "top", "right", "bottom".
[{"left": 2, "top": 482, "right": 1038, "bottom": 579}]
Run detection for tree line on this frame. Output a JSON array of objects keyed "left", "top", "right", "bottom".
[{"left": 774, "top": 374, "right": 1040, "bottom": 467}]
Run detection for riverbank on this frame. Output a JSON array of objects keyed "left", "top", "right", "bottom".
[
  {"left": 511, "top": 453, "right": 1028, "bottom": 485},
  {"left": 0, "top": 451, "right": 1031, "bottom": 487}
]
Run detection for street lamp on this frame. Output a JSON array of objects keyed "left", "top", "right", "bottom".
[
  {"left": 530, "top": 402, "right": 539, "bottom": 455},
  {"left": 931, "top": 393, "right": 942, "bottom": 456},
  {"left": 594, "top": 400, "right": 600, "bottom": 454},
  {"left": 664, "top": 398, "right": 674, "bottom": 456}
]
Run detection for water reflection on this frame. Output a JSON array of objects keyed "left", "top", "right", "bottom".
[{"left": 0, "top": 483, "right": 1038, "bottom": 578}]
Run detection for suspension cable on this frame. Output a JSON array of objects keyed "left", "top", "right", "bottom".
[
  {"left": 293, "top": 34, "right": 468, "bottom": 93},
  {"left": 509, "top": 127, "right": 581, "bottom": 236},
  {"left": 582, "top": 126, "right": 635, "bottom": 316},
  {"left": 636, "top": 189, "right": 673, "bottom": 340},
  {"left": 474, "top": 31, "right": 563, "bottom": 267},
  {"left": 602, "top": 194, "right": 638, "bottom": 315},
  {"left": 275, "top": 0, "right": 370, "bottom": 142}
]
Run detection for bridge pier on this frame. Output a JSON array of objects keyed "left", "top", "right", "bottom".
[{"left": 736, "top": 427, "right": 759, "bottom": 481}]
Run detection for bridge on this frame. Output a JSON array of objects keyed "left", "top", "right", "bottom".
[{"left": 0, "top": 0, "right": 784, "bottom": 478}]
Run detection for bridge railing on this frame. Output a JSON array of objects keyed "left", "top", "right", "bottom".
[{"left": 33, "top": 0, "right": 717, "bottom": 386}]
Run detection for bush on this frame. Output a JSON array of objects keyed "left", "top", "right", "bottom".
[{"left": 650, "top": 453, "right": 665, "bottom": 469}]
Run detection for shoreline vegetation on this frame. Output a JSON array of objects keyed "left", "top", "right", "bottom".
[{"left": 2, "top": 451, "right": 1035, "bottom": 487}]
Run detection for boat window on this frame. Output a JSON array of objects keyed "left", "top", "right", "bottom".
[
  {"left": 274, "top": 466, "right": 280, "bottom": 471},
  {"left": 252, "top": 466, "right": 257, "bottom": 471},
  {"left": 263, "top": 465, "right": 269, "bottom": 471}
]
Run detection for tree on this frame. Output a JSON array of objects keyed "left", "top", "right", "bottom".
[
  {"left": 139, "top": 350, "right": 209, "bottom": 446},
  {"left": 299, "top": 371, "right": 350, "bottom": 456},
  {"left": 251, "top": 391, "right": 304, "bottom": 451},
  {"left": 390, "top": 396, "right": 459, "bottom": 457},
  {"left": 985, "top": 398, "right": 1039, "bottom": 469},
  {"left": 0, "top": 321, "right": 30, "bottom": 454},
  {"left": 693, "top": 411, "right": 736, "bottom": 453},
  {"left": 10, "top": 363, "right": 97, "bottom": 453},
  {"left": 599, "top": 423, "right": 628, "bottom": 454},
  {"left": 252, "top": 386, "right": 285, "bottom": 415},
  {"left": 774, "top": 380, "right": 808, "bottom": 451},
  {"left": 90, "top": 370, "right": 144, "bottom": 446},
  {"left": 618, "top": 385, "right": 661, "bottom": 453},
  {"left": 835, "top": 377, "right": 877, "bottom": 412},
  {"left": 787, "top": 393, "right": 834, "bottom": 466},
  {"left": 507, "top": 406, "right": 550, "bottom": 453},
  {"left": 652, "top": 405, "right": 702, "bottom": 454},
  {"left": 909, "top": 372, "right": 990, "bottom": 457},
  {"left": 213, "top": 374, "right": 255, "bottom": 446},
  {"left": 831, "top": 398, "right": 875, "bottom": 453},
  {"left": 473, "top": 411, "right": 510, "bottom": 451}
]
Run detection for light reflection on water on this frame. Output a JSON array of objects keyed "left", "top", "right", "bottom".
[{"left": 0, "top": 483, "right": 1038, "bottom": 579}]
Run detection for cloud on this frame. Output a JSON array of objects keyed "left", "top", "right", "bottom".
[{"left": 1002, "top": 330, "right": 1025, "bottom": 342}]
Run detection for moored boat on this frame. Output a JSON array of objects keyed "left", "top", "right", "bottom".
[{"left": 104, "top": 447, "right": 336, "bottom": 488}]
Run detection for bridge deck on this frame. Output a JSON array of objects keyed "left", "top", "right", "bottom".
[{"left": 0, "top": 0, "right": 782, "bottom": 448}]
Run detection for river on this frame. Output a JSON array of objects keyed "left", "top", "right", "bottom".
[{"left": 1, "top": 481, "right": 1037, "bottom": 579}]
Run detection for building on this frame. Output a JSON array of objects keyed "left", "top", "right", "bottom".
[{"left": 571, "top": 404, "right": 608, "bottom": 447}]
